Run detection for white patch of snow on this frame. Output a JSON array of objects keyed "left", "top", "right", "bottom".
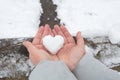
[
  {"left": 0, "top": 0, "right": 42, "bottom": 39},
  {"left": 53, "top": 0, "right": 120, "bottom": 44},
  {"left": 96, "top": 44, "right": 120, "bottom": 68},
  {"left": 108, "top": 23, "right": 120, "bottom": 44}
]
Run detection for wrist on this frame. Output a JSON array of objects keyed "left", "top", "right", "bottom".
[{"left": 65, "top": 60, "right": 76, "bottom": 71}]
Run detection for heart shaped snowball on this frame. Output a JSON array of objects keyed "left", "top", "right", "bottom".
[{"left": 42, "top": 35, "right": 64, "bottom": 54}]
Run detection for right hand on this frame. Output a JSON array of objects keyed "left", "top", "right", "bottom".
[{"left": 53, "top": 25, "right": 85, "bottom": 71}]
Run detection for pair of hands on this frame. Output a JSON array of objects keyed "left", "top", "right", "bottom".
[{"left": 23, "top": 24, "right": 85, "bottom": 71}]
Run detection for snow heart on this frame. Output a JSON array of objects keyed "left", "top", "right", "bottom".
[{"left": 42, "top": 35, "right": 64, "bottom": 54}]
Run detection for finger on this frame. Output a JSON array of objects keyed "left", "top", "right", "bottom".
[
  {"left": 54, "top": 25, "right": 68, "bottom": 44},
  {"left": 51, "top": 32, "right": 54, "bottom": 36},
  {"left": 76, "top": 32, "right": 85, "bottom": 47},
  {"left": 36, "top": 45, "right": 43, "bottom": 49},
  {"left": 54, "top": 25, "right": 65, "bottom": 37},
  {"left": 42, "top": 24, "right": 50, "bottom": 38},
  {"left": 61, "top": 26, "right": 75, "bottom": 44},
  {"left": 32, "top": 26, "right": 44, "bottom": 45},
  {"left": 23, "top": 41, "right": 38, "bottom": 54},
  {"left": 52, "top": 29, "right": 57, "bottom": 36},
  {"left": 74, "top": 32, "right": 85, "bottom": 59},
  {"left": 60, "top": 25, "right": 71, "bottom": 37},
  {"left": 49, "top": 26, "right": 54, "bottom": 36},
  {"left": 23, "top": 41, "right": 43, "bottom": 65},
  {"left": 40, "top": 24, "right": 50, "bottom": 44}
]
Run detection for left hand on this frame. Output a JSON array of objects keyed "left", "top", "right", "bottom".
[{"left": 23, "top": 24, "right": 58, "bottom": 65}]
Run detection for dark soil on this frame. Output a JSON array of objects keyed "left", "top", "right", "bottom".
[{"left": 40, "top": 0, "right": 60, "bottom": 28}]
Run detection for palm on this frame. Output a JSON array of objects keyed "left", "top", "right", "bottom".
[{"left": 57, "top": 43, "right": 74, "bottom": 57}]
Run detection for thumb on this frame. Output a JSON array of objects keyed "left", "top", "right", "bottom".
[
  {"left": 23, "top": 41, "right": 42, "bottom": 65},
  {"left": 23, "top": 41, "right": 37, "bottom": 53}
]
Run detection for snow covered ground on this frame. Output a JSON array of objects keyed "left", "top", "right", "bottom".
[
  {"left": 0, "top": 53, "right": 34, "bottom": 78},
  {"left": 53, "top": 0, "right": 120, "bottom": 44},
  {"left": 0, "top": 0, "right": 42, "bottom": 38},
  {"left": 0, "top": 0, "right": 120, "bottom": 79}
]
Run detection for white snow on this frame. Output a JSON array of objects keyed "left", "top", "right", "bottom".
[
  {"left": 43, "top": 35, "right": 64, "bottom": 54},
  {"left": 53, "top": 0, "right": 120, "bottom": 44},
  {"left": 0, "top": 0, "right": 42, "bottom": 39}
]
